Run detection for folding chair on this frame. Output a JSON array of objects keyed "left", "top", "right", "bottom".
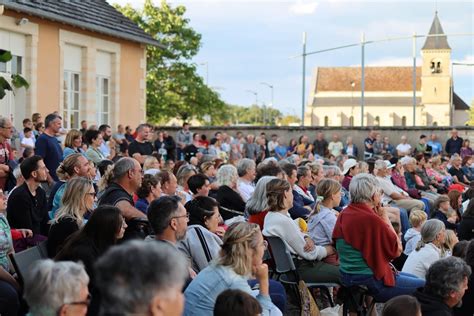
[
  {"left": 266, "top": 236, "right": 338, "bottom": 307},
  {"left": 9, "top": 245, "right": 44, "bottom": 286},
  {"left": 37, "top": 240, "right": 49, "bottom": 259}
]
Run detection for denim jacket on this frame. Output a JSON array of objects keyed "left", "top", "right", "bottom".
[{"left": 184, "top": 264, "right": 281, "bottom": 316}]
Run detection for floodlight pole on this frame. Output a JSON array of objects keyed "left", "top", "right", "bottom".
[{"left": 302, "top": 32, "right": 307, "bottom": 127}]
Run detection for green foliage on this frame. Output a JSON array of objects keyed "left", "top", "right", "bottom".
[
  {"left": 278, "top": 115, "right": 301, "bottom": 126},
  {"left": 0, "top": 50, "right": 12, "bottom": 63},
  {"left": 0, "top": 50, "right": 29, "bottom": 100},
  {"left": 11, "top": 74, "right": 29, "bottom": 89},
  {"left": 115, "top": 0, "right": 226, "bottom": 124},
  {"left": 468, "top": 100, "right": 474, "bottom": 126},
  {"left": 217, "top": 104, "right": 282, "bottom": 126}
]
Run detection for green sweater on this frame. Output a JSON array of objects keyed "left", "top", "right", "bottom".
[{"left": 336, "top": 239, "right": 373, "bottom": 275}]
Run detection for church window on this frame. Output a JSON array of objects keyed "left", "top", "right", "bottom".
[
  {"left": 374, "top": 116, "right": 380, "bottom": 127},
  {"left": 401, "top": 116, "right": 407, "bottom": 127},
  {"left": 324, "top": 116, "right": 329, "bottom": 127},
  {"left": 349, "top": 116, "right": 354, "bottom": 127}
]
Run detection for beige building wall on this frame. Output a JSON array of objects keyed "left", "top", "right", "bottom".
[{"left": 3, "top": 10, "right": 147, "bottom": 129}]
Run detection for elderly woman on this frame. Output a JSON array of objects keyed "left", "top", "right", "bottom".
[
  {"left": 246, "top": 176, "right": 277, "bottom": 229},
  {"left": 333, "top": 173, "right": 425, "bottom": 302},
  {"left": 23, "top": 260, "right": 90, "bottom": 316},
  {"left": 135, "top": 174, "right": 161, "bottom": 214},
  {"left": 213, "top": 164, "right": 246, "bottom": 220},
  {"left": 237, "top": 158, "right": 257, "bottom": 202},
  {"left": 84, "top": 130, "right": 106, "bottom": 164},
  {"left": 184, "top": 222, "right": 282, "bottom": 316},
  {"left": 263, "top": 178, "right": 340, "bottom": 284},
  {"left": 176, "top": 164, "right": 198, "bottom": 203},
  {"left": 449, "top": 154, "right": 470, "bottom": 186},
  {"left": 402, "top": 219, "right": 446, "bottom": 280}
]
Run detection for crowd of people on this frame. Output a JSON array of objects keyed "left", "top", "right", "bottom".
[{"left": 0, "top": 113, "right": 474, "bottom": 315}]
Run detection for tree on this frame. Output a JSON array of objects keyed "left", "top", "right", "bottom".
[
  {"left": 0, "top": 50, "right": 29, "bottom": 100},
  {"left": 468, "top": 100, "right": 474, "bottom": 126},
  {"left": 278, "top": 115, "right": 301, "bottom": 126},
  {"left": 114, "top": 0, "right": 226, "bottom": 124}
]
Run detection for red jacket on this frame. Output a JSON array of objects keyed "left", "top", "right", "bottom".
[{"left": 332, "top": 203, "right": 399, "bottom": 286}]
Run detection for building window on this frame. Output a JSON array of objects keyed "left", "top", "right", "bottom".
[
  {"left": 324, "top": 116, "right": 329, "bottom": 127},
  {"left": 0, "top": 61, "right": 6, "bottom": 73},
  {"left": 349, "top": 116, "right": 354, "bottom": 127},
  {"left": 63, "top": 71, "right": 81, "bottom": 129},
  {"left": 375, "top": 116, "right": 380, "bottom": 127},
  {"left": 11, "top": 55, "right": 22, "bottom": 75},
  {"left": 401, "top": 116, "right": 407, "bottom": 127},
  {"left": 96, "top": 76, "right": 110, "bottom": 125}
]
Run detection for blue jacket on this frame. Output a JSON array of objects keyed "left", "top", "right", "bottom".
[
  {"left": 289, "top": 189, "right": 312, "bottom": 219},
  {"left": 184, "top": 264, "right": 280, "bottom": 316},
  {"left": 342, "top": 144, "right": 359, "bottom": 158}
]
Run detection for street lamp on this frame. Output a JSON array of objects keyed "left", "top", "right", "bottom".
[
  {"left": 260, "top": 82, "right": 274, "bottom": 125},
  {"left": 451, "top": 62, "right": 474, "bottom": 126},
  {"left": 246, "top": 90, "right": 259, "bottom": 125},
  {"left": 199, "top": 62, "right": 209, "bottom": 85}
]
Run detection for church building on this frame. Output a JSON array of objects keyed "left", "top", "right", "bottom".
[{"left": 305, "top": 12, "right": 469, "bottom": 127}]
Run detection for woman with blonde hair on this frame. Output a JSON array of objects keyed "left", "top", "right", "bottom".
[
  {"left": 184, "top": 222, "right": 282, "bottom": 316},
  {"left": 308, "top": 178, "right": 341, "bottom": 264},
  {"left": 63, "top": 129, "right": 84, "bottom": 159},
  {"left": 48, "top": 177, "right": 96, "bottom": 257},
  {"left": 143, "top": 156, "right": 160, "bottom": 172},
  {"left": 263, "top": 178, "right": 340, "bottom": 284}
]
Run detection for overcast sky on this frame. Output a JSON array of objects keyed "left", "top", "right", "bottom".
[{"left": 109, "top": 0, "right": 473, "bottom": 116}]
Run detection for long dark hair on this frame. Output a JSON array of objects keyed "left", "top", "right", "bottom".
[
  {"left": 56, "top": 205, "right": 123, "bottom": 257},
  {"left": 185, "top": 196, "right": 219, "bottom": 228}
]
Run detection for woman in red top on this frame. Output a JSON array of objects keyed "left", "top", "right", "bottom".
[{"left": 333, "top": 173, "right": 425, "bottom": 302}]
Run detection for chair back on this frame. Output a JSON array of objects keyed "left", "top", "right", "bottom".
[
  {"left": 266, "top": 236, "right": 297, "bottom": 274},
  {"left": 9, "top": 245, "right": 43, "bottom": 285},
  {"left": 37, "top": 240, "right": 49, "bottom": 258}
]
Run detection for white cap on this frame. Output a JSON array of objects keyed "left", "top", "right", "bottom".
[{"left": 342, "top": 158, "right": 358, "bottom": 175}]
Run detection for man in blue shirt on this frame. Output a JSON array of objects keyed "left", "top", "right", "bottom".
[
  {"left": 35, "top": 113, "right": 63, "bottom": 183},
  {"left": 445, "top": 129, "right": 463, "bottom": 156},
  {"left": 427, "top": 134, "right": 443, "bottom": 156}
]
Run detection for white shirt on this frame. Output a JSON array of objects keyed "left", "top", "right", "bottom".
[
  {"left": 376, "top": 176, "right": 408, "bottom": 205},
  {"left": 396, "top": 143, "right": 412, "bottom": 156},
  {"left": 402, "top": 243, "right": 442, "bottom": 280},
  {"left": 237, "top": 178, "right": 255, "bottom": 202},
  {"left": 328, "top": 141, "right": 343, "bottom": 157},
  {"left": 262, "top": 211, "right": 327, "bottom": 261}
]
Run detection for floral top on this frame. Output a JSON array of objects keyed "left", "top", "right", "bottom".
[{"left": 0, "top": 214, "right": 13, "bottom": 271}]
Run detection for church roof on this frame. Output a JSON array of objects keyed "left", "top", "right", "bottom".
[
  {"left": 422, "top": 12, "right": 451, "bottom": 50},
  {"left": 454, "top": 92, "right": 470, "bottom": 110},
  {"left": 314, "top": 67, "right": 421, "bottom": 92}
]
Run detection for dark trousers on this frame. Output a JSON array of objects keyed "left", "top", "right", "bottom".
[
  {"left": 248, "top": 279, "right": 287, "bottom": 312},
  {"left": 0, "top": 280, "right": 19, "bottom": 316}
]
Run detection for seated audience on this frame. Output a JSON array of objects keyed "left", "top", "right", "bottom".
[
  {"left": 454, "top": 240, "right": 474, "bottom": 316},
  {"left": 452, "top": 240, "right": 469, "bottom": 258},
  {"left": 402, "top": 219, "right": 446, "bottom": 279},
  {"left": 308, "top": 178, "right": 341, "bottom": 264},
  {"left": 459, "top": 199, "right": 474, "bottom": 241},
  {"left": 237, "top": 158, "right": 256, "bottom": 202},
  {"left": 263, "top": 178, "right": 340, "bottom": 284},
  {"left": 431, "top": 195, "right": 458, "bottom": 231},
  {"left": 179, "top": 196, "right": 223, "bottom": 273},
  {"left": 23, "top": 260, "right": 89, "bottom": 316},
  {"left": 48, "top": 177, "right": 95, "bottom": 257},
  {"left": 213, "top": 164, "right": 246, "bottom": 219},
  {"left": 84, "top": 130, "right": 106, "bottom": 164},
  {"left": 160, "top": 170, "right": 178, "bottom": 196},
  {"left": 443, "top": 229, "right": 458, "bottom": 256},
  {"left": 461, "top": 155, "right": 474, "bottom": 181},
  {"left": 184, "top": 222, "right": 282, "bottom": 316},
  {"left": 414, "top": 257, "right": 471, "bottom": 316},
  {"left": 188, "top": 173, "right": 211, "bottom": 198},
  {"left": 404, "top": 209, "right": 427, "bottom": 256},
  {"left": 63, "top": 129, "right": 85, "bottom": 159},
  {"left": 135, "top": 174, "right": 161, "bottom": 214},
  {"left": 449, "top": 154, "right": 469, "bottom": 186},
  {"left": 333, "top": 173, "right": 424, "bottom": 302},
  {"left": 280, "top": 162, "right": 311, "bottom": 219},
  {"left": 214, "top": 289, "right": 262, "bottom": 316},
  {"left": 95, "top": 240, "right": 188, "bottom": 316},
  {"left": 341, "top": 158, "right": 359, "bottom": 191},
  {"left": 176, "top": 164, "right": 197, "bottom": 203},
  {"left": 246, "top": 176, "right": 277, "bottom": 229},
  {"left": 381, "top": 295, "right": 421, "bottom": 316}
]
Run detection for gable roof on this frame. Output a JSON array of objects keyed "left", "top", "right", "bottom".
[
  {"left": 422, "top": 12, "right": 451, "bottom": 50},
  {"left": 315, "top": 67, "right": 421, "bottom": 92},
  {"left": 3, "top": 0, "right": 162, "bottom": 47},
  {"left": 454, "top": 92, "right": 470, "bottom": 110}
]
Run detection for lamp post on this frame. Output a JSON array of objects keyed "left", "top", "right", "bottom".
[
  {"left": 451, "top": 62, "right": 474, "bottom": 126},
  {"left": 246, "top": 90, "right": 259, "bottom": 124},
  {"left": 260, "top": 82, "right": 274, "bottom": 125}
]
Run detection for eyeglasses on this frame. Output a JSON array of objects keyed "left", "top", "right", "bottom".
[
  {"left": 172, "top": 213, "right": 189, "bottom": 220},
  {"left": 68, "top": 293, "right": 92, "bottom": 306}
]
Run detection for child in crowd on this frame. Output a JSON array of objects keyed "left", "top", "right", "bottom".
[
  {"left": 391, "top": 221, "right": 408, "bottom": 271},
  {"left": 442, "top": 229, "right": 459, "bottom": 257},
  {"left": 431, "top": 195, "right": 458, "bottom": 230},
  {"left": 404, "top": 209, "right": 427, "bottom": 256},
  {"left": 20, "top": 127, "right": 35, "bottom": 155},
  {"left": 307, "top": 178, "right": 341, "bottom": 265}
]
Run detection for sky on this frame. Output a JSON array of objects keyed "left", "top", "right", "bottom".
[{"left": 109, "top": 0, "right": 474, "bottom": 116}]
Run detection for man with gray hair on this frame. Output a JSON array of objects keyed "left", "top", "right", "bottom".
[
  {"left": 35, "top": 113, "right": 63, "bottom": 183},
  {"left": 414, "top": 256, "right": 471, "bottom": 315},
  {"left": 98, "top": 157, "right": 146, "bottom": 220},
  {"left": 24, "top": 259, "right": 90, "bottom": 316},
  {"left": 237, "top": 158, "right": 256, "bottom": 202},
  {"left": 95, "top": 240, "right": 188, "bottom": 316},
  {"left": 0, "top": 116, "right": 14, "bottom": 191}
]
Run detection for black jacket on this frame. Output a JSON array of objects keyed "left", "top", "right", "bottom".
[
  {"left": 458, "top": 216, "right": 474, "bottom": 241},
  {"left": 413, "top": 289, "right": 453, "bottom": 316}
]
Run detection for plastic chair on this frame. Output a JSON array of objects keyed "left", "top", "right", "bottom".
[
  {"left": 9, "top": 245, "right": 44, "bottom": 285},
  {"left": 265, "top": 236, "right": 338, "bottom": 307}
]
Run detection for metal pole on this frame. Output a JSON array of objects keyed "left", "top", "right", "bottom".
[
  {"left": 412, "top": 32, "right": 417, "bottom": 127},
  {"left": 451, "top": 63, "right": 454, "bottom": 126},
  {"left": 302, "top": 32, "right": 307, "bottom": 127},
  {"left": 360, "top": 32, "right": 365, "bottom": 127}
]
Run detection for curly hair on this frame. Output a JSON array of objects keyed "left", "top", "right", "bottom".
[{"left": 266, "top": 178, "right": 291, "bottom": 212}]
